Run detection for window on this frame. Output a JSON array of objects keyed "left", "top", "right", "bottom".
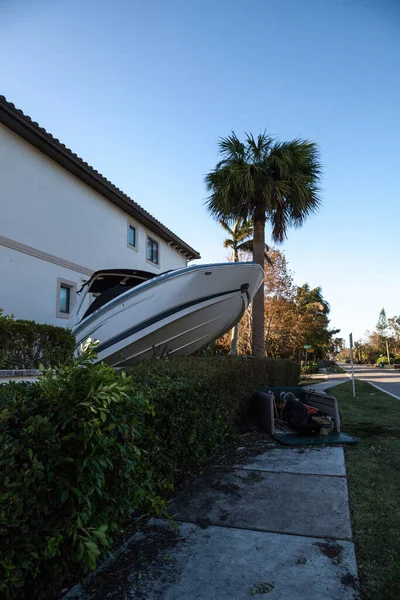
[
  {"left": 147, "top": 237, "right": 159, "bottom": 265},
  {"left": 128, "top": 225, "right": 136, "bottom": 248},
  {"left": 56, "top": 278, "right": 76, "bottom": 319},
  {"left": 127, "top": 221, "right": 138, "bottom": 251},
  {"left": 59, "top": 285, "right": 70, "bottom": 314}
]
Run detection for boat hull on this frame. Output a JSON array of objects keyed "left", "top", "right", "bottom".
[{"left": 72, "top": 263, "right": 263, "bottom": 366}]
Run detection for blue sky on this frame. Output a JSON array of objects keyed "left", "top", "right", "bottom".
[{"left": 1, "top": 0, "right": 399, "bottom": 344}]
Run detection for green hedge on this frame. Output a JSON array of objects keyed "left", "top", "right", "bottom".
[
  {"left": 0, "top": 312, "right": 75, "bottom": 369},
  {"left": 0, "top": 349, "right": 299, "bottom": 599},
  {"left": 131, "top": 356, "right": 300, "bottom": 489}
]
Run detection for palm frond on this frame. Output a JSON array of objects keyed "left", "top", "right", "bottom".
[
  {"left": 245, "top": 131, "right": 274, "bottom": 163},
  {"left": 218, "top": 132, "right": 246, "bottom": 161},
  {"left": 237, "top": 240, "right": 254, "bottom": 253},
  {"left": 218, "top": 219, "right": 234, "bottom": 235}
]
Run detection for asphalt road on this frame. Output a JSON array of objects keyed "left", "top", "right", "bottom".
[{"left": 341, "top": 363, "right": 400, "bottom": 399}]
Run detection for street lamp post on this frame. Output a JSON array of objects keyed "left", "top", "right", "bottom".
[
  {"left": 385, "top": 338, "right": 391, "bottom": 366},
  {"left": 349, "top": 333, "right": 356, "bottom": 398}
]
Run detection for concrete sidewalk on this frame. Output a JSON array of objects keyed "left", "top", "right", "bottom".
[
  {"left": 67, "top": 442, "right": 359, "bottom": 600},
  {"left": 304, "top": 372, "right": 350, "bottom": 393}
]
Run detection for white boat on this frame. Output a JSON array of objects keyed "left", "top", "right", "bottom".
[{"left": 70, "top": 262, "right": 264, "bottom": 366}]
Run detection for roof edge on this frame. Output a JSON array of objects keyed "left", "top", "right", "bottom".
[{"left": 0, "top": 96, "right": 200, "bottom": 260}]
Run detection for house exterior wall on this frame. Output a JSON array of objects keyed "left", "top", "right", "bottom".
[{"left": 0, "top": 124, "right": 187, "bottom": 326}]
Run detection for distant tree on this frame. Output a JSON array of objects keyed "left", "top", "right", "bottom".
[
  {"left": 338, "top": 347, "right": 351, "bottom": 361},
  {"left": 353, "top": 341, "right": 363, "bottom": 363},
  {"left": 377, "top": 308, "right": 389, "bottom": 336},
  {"left": 389, "top": 315, "right": 400, "bottom": 343},
  {"left": 206, "top": 132, "right": 322, "bottom": 357},
  {"left": 332, "top": 337, "right": 345, "bottom": 355},
  {"left": 215, "top": 247, "right": 336, "bottom": 362},
  {"left": 377, "top": 308, "right": 391, "bottom": 364},
  {"left": 262, "top": 265, "right": 337, "bottom": 360}
]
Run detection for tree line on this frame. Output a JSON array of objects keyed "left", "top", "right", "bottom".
[
  {"left": 339, "top": 309, "right": 400, "bottom": 364},
  {"left": 215, "top": 238, "right": 338, "bottom": 361}
]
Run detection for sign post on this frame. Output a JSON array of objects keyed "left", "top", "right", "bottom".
[
  {"left": 349, "top": 333, "right": 356, "bottom": 397},
  {"left": 304, "top": 345, "right": 311, "bottom": 373}
]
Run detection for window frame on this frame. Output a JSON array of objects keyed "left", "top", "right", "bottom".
[
  {"left": 56, "top": 277, "right": 77, "bottom": 319},
  {"left": 127, "top": 220, "right": 138, "bottom": 252},
  {"left": 146, "top": 236, "right": 160, "bottom": 267}
]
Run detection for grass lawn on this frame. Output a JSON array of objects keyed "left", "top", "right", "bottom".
[{"left": 330, "top": 380, "right": 400, "bottom": 600}]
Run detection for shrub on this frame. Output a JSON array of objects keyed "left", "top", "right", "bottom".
[
  {"left": 375, "top": 356, "right": 393, "bottom": 365},
  {"left": 0, "top": 351, "right": 299, "bottom": 598},
  {"left": 301, "top": 362, "right": 318, "bottom": 375},
  {"left": 131, "top": 356, "right": 300, "bottom": 489},
  {"left": 318, "top": 360, "right": 335, "bottom": 368},
  {"left": 0, "top": 311, "right": 75, "bottom": 369},
  {"left": 0, "top": 345, "right": 162, "bottom": 600}
]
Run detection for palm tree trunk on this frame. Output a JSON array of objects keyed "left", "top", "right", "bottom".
[
  {"left": 251, "top": 203, "right": 266, "bottom": 357},
  {"left": 230, "top": 243, "right": 239, "bottom": 355},
  {"left": 264, "top": 315, "right": 272, "bottom": 356},
  {"left": 230, "top": 325, "right": 238, "bottom": 355}
]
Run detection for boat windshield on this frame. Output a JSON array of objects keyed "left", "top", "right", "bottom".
[{"left": 80, "top": 269, "right": 157, "bottom": 320}]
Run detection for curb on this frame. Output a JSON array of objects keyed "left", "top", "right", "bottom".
[
  {"left": 0, "top": 369, "right": 41, "bottom": 378},
  {"left": 367, "top": 381, "right": 400, "bottom": 401}
]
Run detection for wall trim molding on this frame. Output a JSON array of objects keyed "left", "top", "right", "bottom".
[{"left": 0, "top": 234, "right": 94, "bottom": 276}]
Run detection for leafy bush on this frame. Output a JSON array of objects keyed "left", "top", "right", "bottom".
[
  {"left": 0, "top": 351, "right": 299, "bottom": 598},
  {"left": 301, "top": 362, "right": 318, "bottom": 374},
  {"left": 0, "top": 311, "right": 75, "bottom": 369},
  {"left": 376, "top": 356, "right": 390, "bottom": 365},
  {"left": 131, "top": 356, "right": 300, "bottom": 488},
  {"left": 0, "top": 345, "right": 162, "bottom": 600},
  {"left": 376, "top": 356, "right": 399, "bottom": 366}
]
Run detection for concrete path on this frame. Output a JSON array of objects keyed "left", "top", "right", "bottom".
[
  {"left": 67, "top": 443, "right": 359, "bottom": 600},
  {"left": 304, "top": 372, "right": 349, "bottom": 393}
]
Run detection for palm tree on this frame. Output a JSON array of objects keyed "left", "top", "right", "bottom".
[
  {"left": 220, "top": 217, "right": 254, "bottom": 262},
  {"left": 353, "top": 341, "right": 363, "bottom": 364},
  {"left": 220, "top": 217, "right": 270, "bottom": 355},
  {"left": 206, "top": 132, "right": 322, "bottom": 357},
  {"left": 220, "top": 217, "right": 271, "bottom": 263}
]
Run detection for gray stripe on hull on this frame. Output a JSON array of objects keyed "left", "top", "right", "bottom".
[{"left": 92, "top": 287, "right": 244, "bottom": 354}]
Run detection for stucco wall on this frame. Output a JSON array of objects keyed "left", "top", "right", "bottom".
[
  {"left": 0, "top": 245, "right": 92, "bottom": 325},
  {"left": 0, "top": 124, "right": 187, "bottom": 325}
]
